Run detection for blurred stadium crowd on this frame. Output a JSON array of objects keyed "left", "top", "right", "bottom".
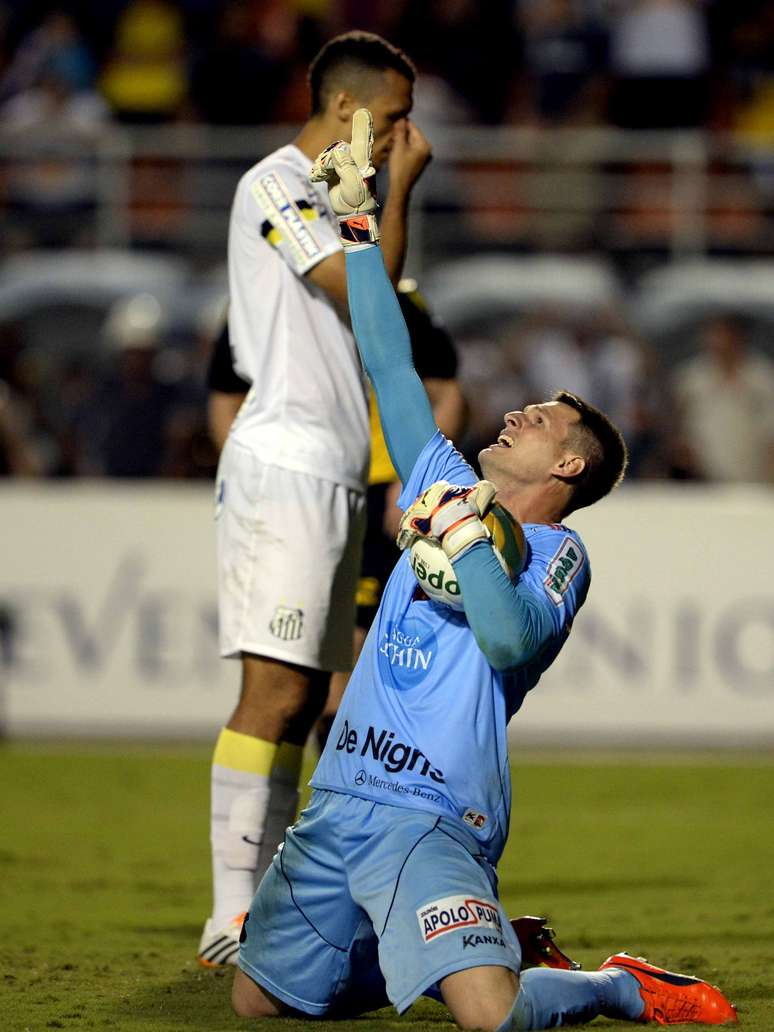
[
  {"left": 0, "top": 0, "right": 773, "bottom": 485},
  {"left": 2, "top": 0, "right": 773, "bottom": 129}
]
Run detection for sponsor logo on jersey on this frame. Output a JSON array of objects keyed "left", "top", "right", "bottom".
[
  {"left": 417, "top": 895, "right": 502, "bottom": 943},
  {"left": 252, "top": 172, "right": 322, "bottom": 269},
  {"left": 378, "top": 620, "right": 438, "bottom": 688},
  {"left": 544, "top": 536, "right": 583, "bottom": 605},
  {"left": 269, "top": 606, "right": 304, "bottom": 641},
  {"left": 463, "top": 933, "right": 506, "bottom": 950},
  {"left": 336, "top": 719, "right": 445, "bottom": 782},
  {"left": 355, "top": 771, "right": 443, "bottom": 804},
  {"left": 462, "top": 808, "right": 487, "bottom": 829}
]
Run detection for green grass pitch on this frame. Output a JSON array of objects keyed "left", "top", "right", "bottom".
[{"left": 1, "top": 744, "right": 773, "bottom": 1031}]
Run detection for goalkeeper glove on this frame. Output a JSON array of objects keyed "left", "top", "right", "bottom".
[
  {"left": 309, "top": 108, "right": 379, "bottom": 247},
  {"left": 397, "top": 479, "right": 497, "bottom": 562}
]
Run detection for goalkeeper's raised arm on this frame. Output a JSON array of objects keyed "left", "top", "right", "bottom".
[
  {"left": 310, "top": 109, "right": 436, "bottom": 485},
  {"left": 310, "top": 109, "right": 628, "bottom": 671}
]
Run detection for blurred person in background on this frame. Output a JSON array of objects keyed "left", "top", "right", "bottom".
[
  {"left": 78, "top": 293, "right": 183, "bottom": 477},
  {"left": 0, "top": 330, "right": 43, "bottom": 703},
  {"left": 99, "top": 0, "right": 188, "bottom": 123},
  {"left": 0, "top": 319, "right": 58, "bottom": 475},
  {"left": 49, "top": 354, "right": 102, "bottom": 477},
  {"left": 0, "top": 56, "right": 108, "bottom": 250},
  {"left": 200, "top": 30, "right": 431, "bottom": 969},
  {"left": 153, "top": 298, "right": 221, "bottom": 480},
  {"left": 726, "top": 5, "right": 774, "bottom": 200},
  {"left": 608, "top": 0, "right": 710, "bottom": 129},
  {"left": 509, "top": 0, "right": 609, "bottom": 248},
  {"left": 0, "top": 377, "right": 43, "bottom": 476},
  {"left": 190, "top": 0, "right": 301, "bottom": 126},
  {"left": 670, "top": 313, "right": 774, "bottom": 482},
  {"left": 396, "top": 0, "right": 519, "bottom": 126},
  {"left": 0, "top": 9, "right": 95, "bottom": 103},
  {"left": 513, "top": 0, "right": 609, "bottom": 127}
]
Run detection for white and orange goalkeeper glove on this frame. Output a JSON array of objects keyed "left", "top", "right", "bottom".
[
  {"left": 397, "top": 480, "right": 497, "bottom": 562},
  {"left": 309, "top": 108, "right": 379, "bottom": 247}
]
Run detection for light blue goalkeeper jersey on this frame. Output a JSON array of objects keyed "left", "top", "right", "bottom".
[{"left": 311, "top": 430, "right": 590, "bottom": 865}]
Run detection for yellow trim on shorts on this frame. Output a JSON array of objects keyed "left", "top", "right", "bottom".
[{"left": 213, "top": 728, "right": 278, "bottom": 775}]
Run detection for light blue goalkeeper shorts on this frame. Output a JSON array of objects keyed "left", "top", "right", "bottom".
[{"left": 238, "top": 789, "right": 521, "bottom": 1016}]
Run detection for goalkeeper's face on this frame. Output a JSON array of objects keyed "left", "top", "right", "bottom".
[{"left": 479, "top": 401, "right": 583, "bottom": 487}]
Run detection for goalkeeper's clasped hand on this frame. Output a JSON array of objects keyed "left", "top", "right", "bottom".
[
  {"left": 397, "top": 479, "right": 498, "bottom": 562},
  {"left": 309, "top": 108, "right": 380, "bottom": 247}
]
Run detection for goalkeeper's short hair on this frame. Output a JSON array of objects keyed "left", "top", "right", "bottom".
[
  {"left": 553, "top": 390, "right": 628, "bottom": 516},
  {"left": 308, "top": 31, "right": 416, "bottom": 115}
]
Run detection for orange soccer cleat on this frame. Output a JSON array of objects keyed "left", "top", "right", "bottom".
[{"left": 599, "top": 952, "right": 738, "bottom": 1026}]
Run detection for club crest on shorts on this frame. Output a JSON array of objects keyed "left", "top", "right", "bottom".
[
  {"left": 269, "top": 606, "right": 304, "bottom": 641},
  {"left": 417, "top": 895, "right": 502, "bottom": 943}
]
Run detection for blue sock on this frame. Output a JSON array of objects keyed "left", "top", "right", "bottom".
[{"left": 496, "top": 968, "right": 644, "bottom": 1030}]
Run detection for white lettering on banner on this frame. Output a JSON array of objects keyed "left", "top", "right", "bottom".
[
  {"left": 6, "top": 579, "right": 221, "bottom": 685},
  {"left": 417, "top": 895, "right": 502, "bottom": 943},
  {"left": 54, "top": 554, "right": 144, "bottom": 669},
  {"left": 547, "top": 600, "right": 774, "bottom": 698},
  {"left": 715, "top": 601, "right": 774, "bottom": 692}
]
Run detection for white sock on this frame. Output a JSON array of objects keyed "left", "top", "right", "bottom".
[
  {"left": 209, "top": 731, "right": 304, "bottom": 930},
  {"left": 210, "top": 728, "right": 276, "bottom": 929},
  {"left": 210, "top": 769, "right": 269, "bottom": 928}
]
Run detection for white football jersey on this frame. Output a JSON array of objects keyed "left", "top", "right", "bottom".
[{"left": 227, "top": 144, "right": 370, "bottom": 489}]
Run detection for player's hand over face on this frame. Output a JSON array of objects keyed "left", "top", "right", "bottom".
[{"left": 388, "top": 119, "right": 432, "bottom": 196}]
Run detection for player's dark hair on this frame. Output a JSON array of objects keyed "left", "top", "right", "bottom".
[
  {"left": 308, "top": 31, "right": 415, "bottom": 115},
  {"left": 552, "top": 390, "right": 628, "bottom": 515}
]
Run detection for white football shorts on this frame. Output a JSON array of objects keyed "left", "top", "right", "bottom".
[{"left": 215, "top": 440, "right": 366, "bottom": 671}]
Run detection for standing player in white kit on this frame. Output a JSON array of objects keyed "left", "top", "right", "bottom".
[{"left": 199, "top": 32, "right": 431, "bottom": 965}]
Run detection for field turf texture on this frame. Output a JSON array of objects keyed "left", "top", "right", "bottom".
[{"left": 1, "top": 744, "right": 772, "bottom": 1031}]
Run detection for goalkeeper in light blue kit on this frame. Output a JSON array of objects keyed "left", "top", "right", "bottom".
[{"left": 231, "top": 112, "right": 737, "bottom": 1029}]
